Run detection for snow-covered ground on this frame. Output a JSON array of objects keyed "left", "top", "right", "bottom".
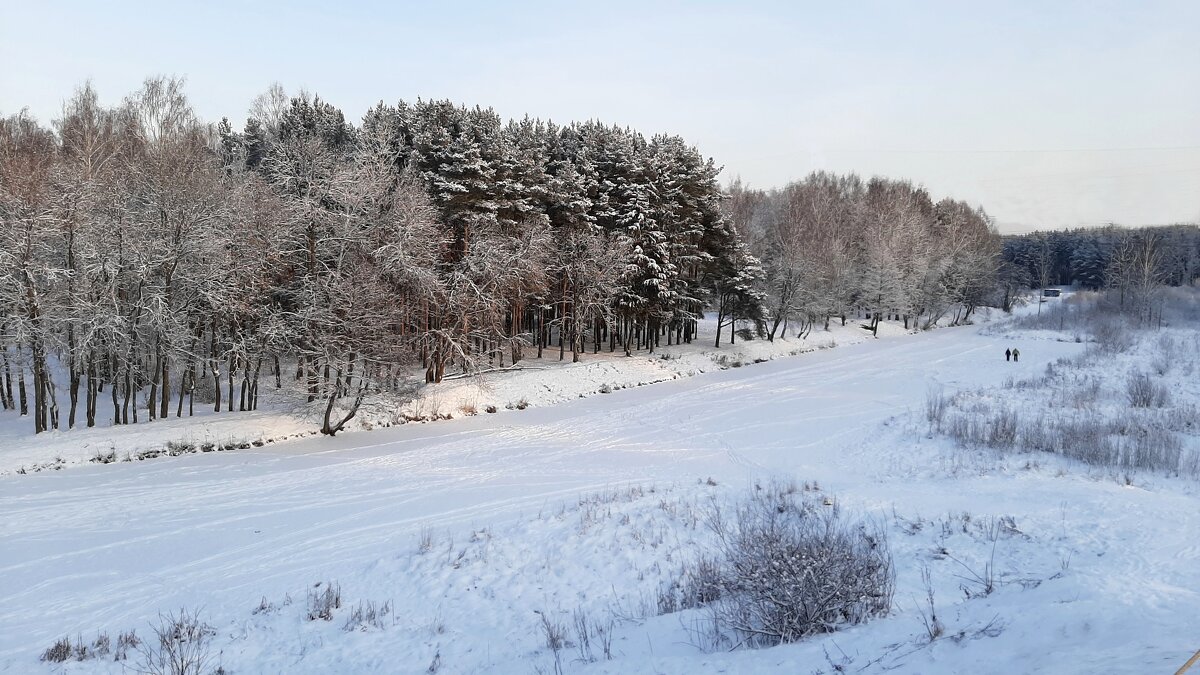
[
  {"left": 3, "top": 306, "right": 1199, "bottom": 674},
  {"left": 0, "top": 317, "right": 897, "bottom": 475}
]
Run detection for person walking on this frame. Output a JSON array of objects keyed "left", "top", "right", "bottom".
[
  {"left": 1005, "top": 348, "right": 1011, "bottom": 362},
  {"left": 1012, "top": 347, "right": 1020, "bottom": 362}
]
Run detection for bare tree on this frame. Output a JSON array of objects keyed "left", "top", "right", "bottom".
[{"left": 0, "top": 112, "right": 64, "bottom": 432}]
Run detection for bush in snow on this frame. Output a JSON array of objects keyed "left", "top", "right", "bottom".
[
  {"left": 40, "top": 636, "right": 71, "bottom": 663},
  {"left": 343, "top": 599, "right": 392, "bottom": 632},
  {"left": 665, "top": 484, "right": 893, "bottom": 649},
  {"left": 40, "top": 631, "right": 119, "bottom": 663},
  {"left": 924, "top": 385, "right": 949, "bottom": 432},
  {"left": 714, "top": 489, "right": 892, "bottom": 646},
  {"left": 572, "top": 607, "right": 614, "bottom": 663},
  {"left": 657, "top": 555, "right": 724, "bottom": 615},
  {"left": 135, "top": 608, "right": 215, "bottom": 675},
  {"left": 985, "top": 407, "right": 1020, "bottom": 449},
  {"left": 116, "top": 630, "right": 140, "bottom": 660},
  {"left": 1125, "top": 372, "right": 1170, "bottom": 408},
  {"left": 306, "top": 581, "right": 342, "bottom": 621},
  {"left": 1092, "top": 319, "right": 1134, "bottom": 354}
]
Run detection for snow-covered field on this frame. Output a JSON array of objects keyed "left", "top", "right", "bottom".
[
  {"left": 3, "top": 306, "right": 1199, "bottom": 674},
  {"left": 0, "top": 317, "right": 885, "bottom": 476}
]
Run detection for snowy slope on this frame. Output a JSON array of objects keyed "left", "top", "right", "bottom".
[
  {"left": 2, "top": 316, "right": 1198, "bottom": 674},
  {"left": 0, "top": 316, "right": 896, "bottom": 475}
]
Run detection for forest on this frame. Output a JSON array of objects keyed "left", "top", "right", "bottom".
[
  {"left": 1003, "top": 225, "right": 1200, "bottom": 293},
  {"left": 1, "top": 78, "right": 998, "bottom": 435}
]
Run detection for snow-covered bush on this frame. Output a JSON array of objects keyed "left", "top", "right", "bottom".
[
  {"left": 343, "top": 600, "right": 391, "bottom": 632},
  {"left": 658, "top": 555, "right": 724, "bottom": 614},
  {"left": 925, "top": 385, "right": 949, "bottom": 431},
  {"left": 306, "top": 581, "right": 342, "bottom": 621},
  {"left": 42, "top": 630, "right": 130, "bottom": 663},
  {"left": 135, "top": 608, "right": 215, "bottom": 675},
  {"left": 695, "top": 485, "right": 893, "bottom": 648},
  {"left": 1092, "top": 319, "right": 1134, "bottom": 354},
  {"left": 1126, "top": 372, "right": 1170, "bottom": 408},
  {"left": 39, "top": 636, "right": 71, "bottom": 663},
  {"left": 985, "top": 407, "right": 1020, "bottom": 448}
]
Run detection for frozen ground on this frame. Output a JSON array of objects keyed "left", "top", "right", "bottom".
[
  {"left": 2, "top": 308, "right": 1198, "bottom": 674},
  {"left": 0, "top": 317, "right": 887, "bottom": 475}
]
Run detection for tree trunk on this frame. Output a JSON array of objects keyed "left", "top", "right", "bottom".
[
  {"left": 212, "top": 357, "right": 222, "bottom": 413},
  {"left": 111, "top": 365, "right": 121, "bottom": 425},
  {"left": 159, "top": 356, "right": 170, "bottom": 420},
  {"left": 18, "top": 363, "right": 29, "bottom": 417},
  {"left": 188, "top": 361, "right": 195, "bottom": 417},
  {"left": 31, "top": 343, "right": 47, "bottom": 433},
  {"left": 227, "top": 355, "right": 235, "bottom": 412},
  {"left": 251, "top": 357, "right": 262, "bottom": 410},
  {"left": 147, "top": 352, "right": 160, "bottom": 421},
  {"left": 45, "top": 367, "right": 60, "bottom": 431},
  {"left": 176, "top": 368, "right": 186, "bottom": 419},
  {"left": 537, "top": 308, "right": 544, "bottom": 359},
  {"left": 68, "top": 337, "right": 80, "bottom": 429},
  {"left": 122, "top": 366, "right": 132, "bottom": 424},
  {"left": 239, "top": 359, "right": 249, "bottom": 412},
  {"left": 85, "top": 353, "right": 97, "bottom": 427},
  {"left": 0, "top": 347, "right": 10, "bottom": 411},
  {"left": 321, "top": 369, "right": 366, "bottom": 436}
]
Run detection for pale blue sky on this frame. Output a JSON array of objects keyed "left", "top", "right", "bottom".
[{"left": 3, "top": 0, "right": 1197, "bottom": 232}]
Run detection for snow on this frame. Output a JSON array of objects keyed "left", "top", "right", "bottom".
[
  {"left": 0, "top": 316, "right": 899, "bottom": 475},
  {"left": 2, "top": 308, "right": 1198, "bottom": 674}
]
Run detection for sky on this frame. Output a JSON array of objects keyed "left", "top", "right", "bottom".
[{"left": 2, "top": 0, "right": 1197, "bottom": 233}]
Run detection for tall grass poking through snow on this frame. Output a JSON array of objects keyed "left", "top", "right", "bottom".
[{"left": 943, "top": 289, "right": 1200, "bottom": 477}]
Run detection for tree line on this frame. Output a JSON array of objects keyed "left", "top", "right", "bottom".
[
  {"left": 725, "top": 173, "right": 1000, "bottom": 337},
  {"left": 1003, "top": 224, "right": 1200, "bottom": 322},
  {"left": 1, "top": 77, "right": 1001, "bottom": 436},
  {"left": 0, "top": 78, "right": 763, "bottom": 435}
]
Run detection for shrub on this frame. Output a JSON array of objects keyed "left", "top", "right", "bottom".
[
  {"left": 89, "top": 632, "right": 111, "bottom": 659},
  {"left": 41, "top": 632, "right": 116, "bottom": 663},
  {"left": 343, "top": 599, "right": 392, "bottom": 632},
  {"left": 165, "top": 441, "right": 196, "bottom": 457},
  {"left": 1093, "top": 320, "right": 1134, "bottom": 354},
  {"left": 135, "top": 609, "right": 215, "bottom": 675},
  {"left": 572, "top": 607, "right": 614, "bottom": 663},
  {"left": 1126, "top": 372, "right": 1170, "bottom": 408},
  {"left": 946, "top": 413, "right": 976, "bottom": 446},
  {"left": 684, "top": 486, "right": 893, "bottom": 648},
  {"left": 681, "top": 556, "right": 724, "bottom": 608},
  {"left": 985, "top": 407, "right": 1020, "bottom": 449},
  {"left": 925, "top": 385, "right": 948, "bottom": 431},
  {"left": 307, "top": 581, "right": 342, "bottom": 621},
  {"left": 116, "top": 630, "right": 140, "bottom": 660},
  {"left": 657, "top": 555, "right": 724, "bottom": 615},
  {"left": 41, "top": 637, "right": 71, "bottom": 663}
]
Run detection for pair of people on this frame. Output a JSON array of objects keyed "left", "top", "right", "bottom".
[{"left": 1005, "top": 347, "right": 1021, "bottom": 362}]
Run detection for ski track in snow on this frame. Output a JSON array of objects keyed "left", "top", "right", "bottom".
[{"left": 2, "top": 323, "right": 1198, "bottom": 673}]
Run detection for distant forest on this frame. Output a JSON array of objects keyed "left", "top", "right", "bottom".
[
  {"left": 5, "top": 77, "right": 1187, "bottom": 436},
  {"left": 1003, "top": 225, "right": 1200, "bottom": 291}
]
